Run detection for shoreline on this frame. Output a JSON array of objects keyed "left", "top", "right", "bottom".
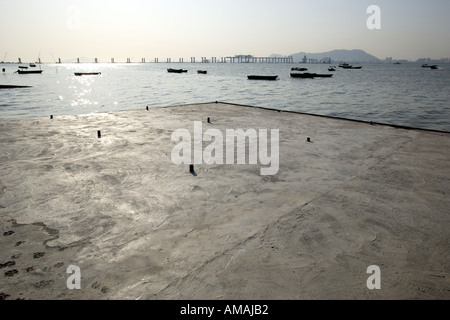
[
  {"left": 3, "top": 100, "right": 449, "bottom": 134},
  {"left": 204, "top": 101, "right": 450, "bottom": 134},
  {"left": 1, "top": 102, "right": 449, "bottom": 299}
]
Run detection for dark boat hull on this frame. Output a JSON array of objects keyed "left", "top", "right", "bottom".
[
  {"left": 74, "top": 72, "right": 101, "bottom": 76},
  {"left": 17, "top": 70, "right": 43, "bottom": 74},
  {"left": 290, "top": 73, "right": 333, "bottom": 78},
  {"left": 167, "top": 68, "right": 187, "bottom": 73},
  {"left": 291, "top": 67, "right": 308, "bottom": 71},
  {"left": 247, "top": 75, "right": 278, "bottom": 80},
  {"left": 339, "top": 63, "right": 362, "bottom": 69},
  {"left": 0, "top": 85, "right": 32, "bottom": 89}
]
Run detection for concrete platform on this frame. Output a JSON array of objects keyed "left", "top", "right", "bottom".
[{"left": 0, "top": 102, "right": 449, "bottom": 300}]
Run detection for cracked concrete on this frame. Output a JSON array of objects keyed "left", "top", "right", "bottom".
[{"left": 0, "top": 102, "right": 449, "bottom": 299}]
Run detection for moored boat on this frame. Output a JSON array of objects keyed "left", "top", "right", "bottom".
[
  {"left": 422, "top": 64, "right": 438, "bottom": 69},
  {"left": 0, "top": 84, "right": 32, "bottom": 89},
  {"left": 290, "top": 73, "right": 333, "bottom": 78},
  {"left": 341, "top": 64, "right": 362, "bottom": 69},
  {"left": 197, "top": 70, "right": 207, "bottom": 74},
  {"left": 168, "top": 68, "right": 187, "bottom": 73},
  {"left": 16, "top": 69, "right": 43, "bottom": 74},
  {"left": 74, "top": 72, "right": 102, "bottom": 76},
  {"left": 247, "top": 75, "right": 278, "bottom": 80},
  {"left": 339, "top": 63, "right": 362, "bottom": 69},
  {"left": 291, "top": 67, "right": 308, "bottom": 71}
]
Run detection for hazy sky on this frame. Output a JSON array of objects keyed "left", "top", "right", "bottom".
[{"left": 2, "top": 0, "right": 450, "bottom": 62}]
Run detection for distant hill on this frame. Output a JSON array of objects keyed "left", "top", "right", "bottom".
[{"left": 290, "top": 49, "right": 380, "bottom": 63}]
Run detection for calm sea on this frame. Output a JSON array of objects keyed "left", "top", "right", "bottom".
[{"left": 1, "top": 62, "right": 449, "bottom": 132}]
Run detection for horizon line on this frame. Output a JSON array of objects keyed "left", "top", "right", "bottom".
[{"left": 2, "top": 49, "right": 450, "bottom": 64}]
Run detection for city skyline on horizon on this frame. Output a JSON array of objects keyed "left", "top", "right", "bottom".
[{"left": 2, "top": 0, "right": 450, "bottom": 63}]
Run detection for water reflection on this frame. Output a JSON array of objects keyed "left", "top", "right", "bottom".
[{"left": 65, "top": 67, "right": 105, "bottom": 108}]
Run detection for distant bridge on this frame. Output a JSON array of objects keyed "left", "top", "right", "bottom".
[
  {"left": 14, "top": 55, "right": 294, "bottom": 64},
  {"left": 224, "top": 55, "right": 294, "bottom": 63}
]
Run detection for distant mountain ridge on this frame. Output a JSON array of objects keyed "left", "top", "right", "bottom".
[{"left": 285, "top": 49, "right": 380, "bottom": 63}]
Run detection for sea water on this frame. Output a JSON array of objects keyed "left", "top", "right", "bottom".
[{"left": 1, "top": 62, "right": 449, "bottom": 132}]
